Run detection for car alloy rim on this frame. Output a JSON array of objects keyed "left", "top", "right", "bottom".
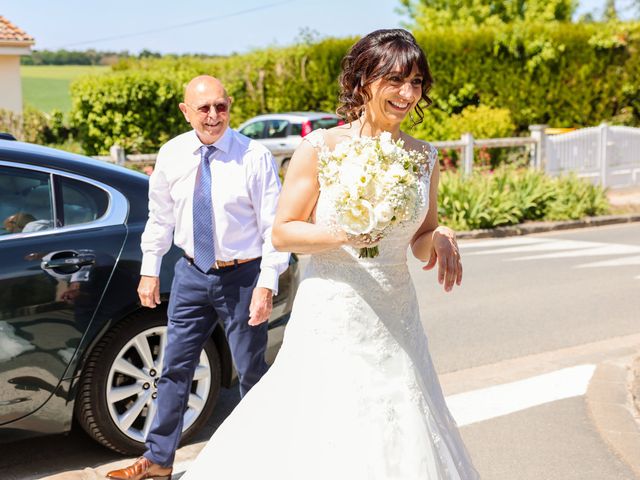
[{"left": 106, "top": 326, "right": 211, "bottom": 442}]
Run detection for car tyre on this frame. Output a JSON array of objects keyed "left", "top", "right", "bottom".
[{"left": 74, "top": 309, "right": 221, "bottom": 454}]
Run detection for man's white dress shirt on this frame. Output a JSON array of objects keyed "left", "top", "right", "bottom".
[{"left": 140, "top": 127, "right": 290, "bottom": 293}]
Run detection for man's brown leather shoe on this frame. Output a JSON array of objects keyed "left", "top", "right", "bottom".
[{"left": 106, "top": 457, "right": 172, "bottom": 480}]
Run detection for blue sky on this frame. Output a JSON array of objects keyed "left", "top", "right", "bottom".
[{"left": 0, "top": 0, "right": 635, "bottom": 56}]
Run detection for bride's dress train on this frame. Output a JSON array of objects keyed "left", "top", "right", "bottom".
[{"left": 182, "top": 131, "right": 479, "bottom": 479}]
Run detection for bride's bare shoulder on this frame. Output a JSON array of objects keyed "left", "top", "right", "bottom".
[
  {"left": 322, "top": 122, "right": 356, "bottom": 149},
  {"left": 401, "top": 133, "right": 435, "bottom": 156}
]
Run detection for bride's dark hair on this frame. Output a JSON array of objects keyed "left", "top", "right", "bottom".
[{"left": 337, "top": 29, "right": 433, "bottom": 125}]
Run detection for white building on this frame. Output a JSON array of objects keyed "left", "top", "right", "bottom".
[{"left": 0, "top": 16, "right": 34, "bottom": 115}]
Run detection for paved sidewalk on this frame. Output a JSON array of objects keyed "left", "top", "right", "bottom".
[
  {"left": 608, "top": 186, "right": 640, "bottom": 209},
  {"left": 586, "top": 355, "right": 640, "bottom": 477}
]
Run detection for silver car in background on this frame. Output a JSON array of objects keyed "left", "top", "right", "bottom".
[{"left": 237, "top": 112, "right": 343, "bottom": 175}]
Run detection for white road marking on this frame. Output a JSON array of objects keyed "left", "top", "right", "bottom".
[
  {"left": 445, "top": 364, "right": 596, "bottom": 427},
  {"left": 510, "top": 244, "right": 640, "bottom": 261},
  {"left": 461, "top": 236, "right": 640, "bottom": 278},
  {"left": 464, "top": 240, "right": 602, "bottom": 256},
  {"left": 576, "top": 254, "right": 640, "bottom": 268},
  {"left": 460, "top": 237, "right": 551, "bottom": 250}
]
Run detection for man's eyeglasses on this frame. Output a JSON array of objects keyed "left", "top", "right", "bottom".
[{"left": 186, "top": 101, "right": 229, "bottom": 116}]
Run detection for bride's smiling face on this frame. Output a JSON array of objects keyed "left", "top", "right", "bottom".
[{"left": 365, "top": 63, "right": 424, "bottom": 126}]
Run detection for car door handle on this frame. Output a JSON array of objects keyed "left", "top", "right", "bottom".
[{"left": 42, "top": 253, "right": 96, "bottom": 269}]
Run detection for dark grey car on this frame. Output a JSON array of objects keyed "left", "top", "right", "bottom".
[{"left": 0, "top": 138, "right": 299, "bottom": 454}]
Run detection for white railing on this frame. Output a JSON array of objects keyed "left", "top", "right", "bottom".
[
  {"left": 431, "top": 125, "right": 546, "bottom": 177},
  {"left": 432, "top": 123, "right": 640, "bottom": 188},
  {"left": 98, "top": 124, "right": 640, "bottom": 188},
  {"left": 544, "top": 124, "right": 640, "bottom": 188}
]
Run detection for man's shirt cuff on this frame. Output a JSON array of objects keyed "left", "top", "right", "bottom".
[
  {"left": 256, "top": 267, "right": 279, "bottom": 295},
  {"left": 141, "top": 254, "right": 163, "bottom": 277}
]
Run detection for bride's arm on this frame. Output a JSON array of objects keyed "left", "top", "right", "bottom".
[
  {"left": 272, "top": 141, "right": 348, "bottom": 254},
  {"left": 410, "top": 162, "right": 463, "bottom": 292}
]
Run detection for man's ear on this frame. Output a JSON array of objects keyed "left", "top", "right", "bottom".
[
  {"left": 178, "top": 103, "right": 190, "bottom": 123},
  {"left": 228, "top": 96, "right": 234, "bottom": 109}
]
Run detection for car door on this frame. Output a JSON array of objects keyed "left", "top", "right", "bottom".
[
  {"left": 0, "top": 164, "right": 127, "bottom": 424},
  {"left": 260, "top": 119, "right": 294, "bottom": 160}
]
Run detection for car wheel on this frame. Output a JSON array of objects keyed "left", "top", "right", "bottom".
[{"left": 75, "top": 310, "right": 221, "bottom": 454}]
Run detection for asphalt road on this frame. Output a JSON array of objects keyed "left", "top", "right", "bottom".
[
  {"left": 411, "top": 223, "right": 640, "bottom": 373},
  {"left": 2, "top": 223, "right": 639, "bottom": 479},
  {"left": 412, "top": 222, "right": 640, "bottom": 479}
]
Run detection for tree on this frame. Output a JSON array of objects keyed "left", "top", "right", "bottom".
[
  {"left": 603, "top": 0, "right": 618, "bottom": 21},
  {"left": 398, "top": 0, "right": 577, "bottom": 28}
]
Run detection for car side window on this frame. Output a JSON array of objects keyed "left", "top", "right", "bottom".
[
  {"left": 289, "top": 123, "right": 302, "bottom": 136},
  {"left": 59, "top": 176, "right": 109, "bottom": 226},
  {"left": 0, "top": 166, "right": 55, "bottom": 236},
  {"left": 311, "top": 118, "right": 341, "bottom": 130},
  {"left": 265, "top": 120, "right": 289, "bottom": 138},
  {"left": 239, "top": 121, "right": 266, "bottom": 139}
]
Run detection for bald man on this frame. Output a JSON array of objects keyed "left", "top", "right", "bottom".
[{"left": 107, "top": 76, "right": 289, "bottom": 480}]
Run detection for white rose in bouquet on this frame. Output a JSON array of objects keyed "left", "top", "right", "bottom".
[{"left": 340, "top": 199, "right": 376, "bottom": 235}]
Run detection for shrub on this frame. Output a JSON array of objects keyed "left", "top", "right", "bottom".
[
  {"left": 408, "top": 104, "right": 515, "bottom": 141},
  {"left": 0, "top": 107, "right": 75, "bottom": 145},
  {"left": 70, "top": 70, "right": 196, "bottom": 155},
  {"left": 437, "top": 166, "right": 609, "bottom": 230},
  {"left": 544, "top": 173, "right": 610, "bottom": 219}
]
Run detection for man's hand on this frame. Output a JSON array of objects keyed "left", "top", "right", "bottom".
[
  {"left": 248, "top": 287, "right": 273, "bottom": 326},
  {"left": 138, "top": 275, "right": 161, "bottom": 308},
  {"left": 422, "top": 226, "right": 463, "bottom": 293}
]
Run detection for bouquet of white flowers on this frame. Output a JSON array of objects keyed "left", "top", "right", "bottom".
[{"left": 317, "top": 131, "right": 432, "bottom": 258}]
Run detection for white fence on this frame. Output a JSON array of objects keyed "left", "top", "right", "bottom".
[
  {"left": 100, "top": 124, "right": 640, "bottom": 188},
  {"left": 432, "top": 123, "right": 640, "bottom": 188},
  {"left": 546, "top": 124, "right": 640, "bottom": 188}
]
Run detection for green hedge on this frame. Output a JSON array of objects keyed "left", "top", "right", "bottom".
[
  {"left": 438, "top": 166, "right": 610, "bottom": 230},
  {"left": 70, "top": 41, "right": 350, "bottom": 154},
  {"left": 414, "top": 21, "right": 640, "bottom": 133},
  {"left": 69, "top": 22, "right": 640, "bottom": 154},
  {"left": 0, "top": 107, "right": 73, "bottom": 146}
]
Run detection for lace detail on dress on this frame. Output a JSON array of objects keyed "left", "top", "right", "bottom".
[
  {"left": 302, "top": 128, "right": 327, "bottom": 150},
  {"left": 423, "top": 142, "right": 439, "bottom": 183}
]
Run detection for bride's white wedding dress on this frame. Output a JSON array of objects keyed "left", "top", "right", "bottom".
[{"left": 183, "top": 131, "right": 479, "bottom": 479}]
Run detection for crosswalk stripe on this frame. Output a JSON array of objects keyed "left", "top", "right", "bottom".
[
  {"left": 445, "top": 365, "right": 596, "bottom": 427},
  {"left": 464, "top": 240, "right": 602, "bottom": 256},
  {"left": 461, "top": 236, "right": 639, "bottom": 278},
  {"left": 577, "top": 254, "right": 640, "bottom": 268},
  {"left": 510, "top": 244, "right": 640, "bottom": 261},
  {"left": 460, "top": 237, "right": 550, "bottom": 250}
]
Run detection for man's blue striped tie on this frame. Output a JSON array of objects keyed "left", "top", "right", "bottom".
[{"left": 193, "top": 145, "right": 217, "bottom": 271}]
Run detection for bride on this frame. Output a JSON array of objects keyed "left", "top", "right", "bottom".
[{"left": 183, "top": 29, "right": 479, "bottom": 479}]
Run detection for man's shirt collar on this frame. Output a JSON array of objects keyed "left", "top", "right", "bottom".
[{"left": 189, "top": 127, "right": 233, "bottom": 156}]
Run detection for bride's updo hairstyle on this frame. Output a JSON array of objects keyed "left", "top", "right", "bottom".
[{"left": 337, "top": 29, "right": 433, "bottom": 124}]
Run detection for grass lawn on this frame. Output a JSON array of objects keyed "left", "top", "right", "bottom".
[{"left": 21, "top": 65, "right": 110, "bottom": 113}]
